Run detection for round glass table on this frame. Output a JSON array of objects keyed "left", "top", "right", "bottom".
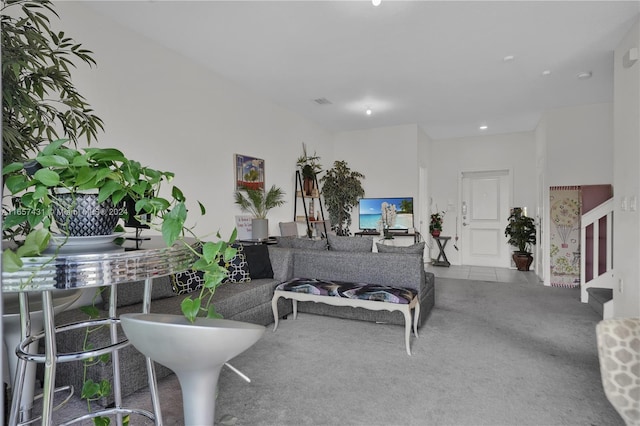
[{"left": 2, "top": 235, "right": 198, "bottom": 425}]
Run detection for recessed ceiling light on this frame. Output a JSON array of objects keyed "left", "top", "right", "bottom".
[
  {"left": 503, "top": 55, "right": 515, "bottom": 62},
  {"left": 366, "top": 108, "right": 373, "bottom": 116},
  {"left": 541, "top": 70, "right": 552, "bottom": 76},
  {"left": 372, "top": 0, "right": 382, "bottom": 6},
  {"left": 577, "top": 71, "right": 592, "bottom": 79},
  {"left": 479, "top": 125, "right": 488, "bottom": 131}
]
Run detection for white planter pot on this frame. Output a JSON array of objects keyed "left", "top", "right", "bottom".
[{"left": 251, "top": 218, "right": 269, "bottom": 240}]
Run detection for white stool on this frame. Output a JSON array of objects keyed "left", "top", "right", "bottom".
[{"left": 120, "top": 313, "right": 265, "bottom": 425}]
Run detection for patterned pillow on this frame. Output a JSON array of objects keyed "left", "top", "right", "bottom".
[
  {"left": 327, "top": 234, "right": 373, "bottom": 252},
  {"left": 171, "top": 269, "right": 205, "bottom": 295},
  {"left": 221, "top": 244, "right": 251, "bottom": 283}
]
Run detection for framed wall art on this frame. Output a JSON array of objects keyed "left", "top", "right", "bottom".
[{"left": 234, "top": 154, "right": 265, "bottom": 191}]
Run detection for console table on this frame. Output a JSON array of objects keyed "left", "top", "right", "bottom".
[
  {"left": 432, "top": 236, "right": 451, "bottom": 267},
  {"left": 354, "top": 231, "right": 421, "bottom": 244},
  {"left": 2, "top": 236, "right": 198, "bottom": 425}
]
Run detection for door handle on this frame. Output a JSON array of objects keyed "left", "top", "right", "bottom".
[{"left": 462, "top": 222, "right": 468, "bottom": 227}]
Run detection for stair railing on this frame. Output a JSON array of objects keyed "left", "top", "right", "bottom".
[{"left": 580, "top": 198, "right": 614, "bottom": 317}]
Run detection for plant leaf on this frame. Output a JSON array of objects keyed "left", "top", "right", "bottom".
[
  {"left": 33, "top": 168, "right": 60, "bottom": 186},
  {"left": 180, "top": 297, "right": 200, "bottom": 323}
]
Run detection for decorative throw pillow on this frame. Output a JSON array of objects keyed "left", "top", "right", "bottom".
[
  {"left": 327, "top": 234, "right": 373, "bottom": 252},
  {"left": 290, "top": 237, "right": 328, "bottom": 251},
  {"left": 242, "top": 244, "right": 274, "bottom": 279},
  {"left": 376, "top": 241, "right": 425, "bottom": 256},
  {"left": 220, "top": 244, "right": 251, "bottom": 283},
  {"left": 171, "top": 269, "right": 205, "bottom": 295}
]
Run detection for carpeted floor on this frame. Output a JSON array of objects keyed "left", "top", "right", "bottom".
[{"left": 47, "top": 277, "right": 622, "bottom": 425}]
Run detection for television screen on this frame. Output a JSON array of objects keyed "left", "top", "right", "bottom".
[{"left": 358, "top": 197, "right": 414, "bottom": 231}]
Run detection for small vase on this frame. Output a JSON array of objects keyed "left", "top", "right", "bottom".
[{"left": 431, "top": 230, "right": 441, "bottom": 237}]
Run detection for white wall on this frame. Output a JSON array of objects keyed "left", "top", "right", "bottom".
[
  {"left": 55, "top": 2, "right": 333, "bottom": 239},
  {"left": 428, "top": 132, "right": 537, "bottom": 265},
  {"left": 543, "top": 103, "right": 614, "bottom": 186},
  {"left": 613, "top": 20, "right": 640, "bottom": 318},
  {"left": 332, "top": 124, "right": 420, "bottom": 233}
]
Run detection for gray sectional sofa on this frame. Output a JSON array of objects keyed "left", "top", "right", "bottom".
[{"left": 50, "top": 236, "right": 435, "bottom": 406}]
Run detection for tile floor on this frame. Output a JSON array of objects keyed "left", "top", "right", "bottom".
[{"left": 425, "top": 263, "right": 542, "bottom": 285}]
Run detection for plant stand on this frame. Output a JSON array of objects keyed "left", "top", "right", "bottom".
[
  {"left": 432, "top": 236, "right": 451, "bottom": 267},
  {"left": 294, "top": 170, "right": 327, "bottom": 238}
]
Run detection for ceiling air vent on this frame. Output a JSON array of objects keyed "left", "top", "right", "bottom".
[{"left": 313, "top": 97, "right": 332, "bottom": 105}]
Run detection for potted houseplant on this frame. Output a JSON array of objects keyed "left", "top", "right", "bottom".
[
  {"left": 2, "top": 139, "right": 238, "bottom": 315},
  {"left": 2, "top": 139, "right": 175, "bottom": 264},
  {"left": 296, "top": 143, "right": 322, "bottom": 196},
  {"left": 234, "top": 185, "right": 286, "bottom": 240},
  {"left": 429, "top": 211, "right": 445, "bottom": 237},
  {"left": 320, "top": 160, "right": 365, "bottom": 236},
  {"left": 504, "top": 207, "right": 537, "bottom": 271}
]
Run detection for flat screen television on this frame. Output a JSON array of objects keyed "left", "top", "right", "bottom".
[{"left": 358, "top": 197, "right": 414, "bottom": 231}]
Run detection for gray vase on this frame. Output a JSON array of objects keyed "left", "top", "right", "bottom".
[
  {"left": 251, "top": 218, "right": 269, "bottom": 240},
  {"left": 52, "top": 193, "right": 121, "bottom": 236}
]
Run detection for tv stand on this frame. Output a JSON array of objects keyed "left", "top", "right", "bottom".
[
  {"left": 354, "top": 231, "right": 421, "bottom": 244},
  {"left": 359, "top": 229, "right": 378, "bottom": 235}
]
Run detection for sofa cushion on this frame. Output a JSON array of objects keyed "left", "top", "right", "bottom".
[
  {"left": 275, "top": 236, "right": 295, "bottom": 248},
  {"left": 327, "top": 234, "right": 373, "bottom": 252},
  {"left": 376, "top": 241, "right": 425, "bottom": 257},
  {"left": 291, "top": 237, "right": 328, "bottom": 251},
  {"left": 268, "top": 246, "right": 293, "bottom": 283},
  {"left": 277, "top": 278, "right": 417, "bottom": 304},
  {"left": 242, "top": 244, "right": 274, "bottom": 279}
]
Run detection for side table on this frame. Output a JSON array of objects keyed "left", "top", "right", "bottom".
[{"left": 432, "top": 236, "right": 451, "bottom": 267}]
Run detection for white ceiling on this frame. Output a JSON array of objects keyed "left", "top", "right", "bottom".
[{"left": 85, "top": 0, "right": 639, "bottom": 140}]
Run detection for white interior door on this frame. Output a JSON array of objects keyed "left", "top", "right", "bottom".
[{"left": 460, "top": 170, "right": 512, "bottom": 267}]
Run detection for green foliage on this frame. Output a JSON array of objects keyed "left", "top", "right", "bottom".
[
  {"left": 296, "top": 142, "right": 322, "bottom": 179},
  {"left": 504, "top": 207, "right": 537, "bottom": 253},
  {"left": 429, "top": 211, "right": 445, "bottom": 232},
  {"left": 234, "top": 185, "right": 286, "bottom": 219},
  {"left": 2, "top": 140, "right": 238, "bottom": 325},
  {"left": 1, "top": 0, "right": 104, "bottom": 167},
  {"left": 320, "top": 160, "right": 365, "bottom": 236},
  {"left": 2, "top": 140, "right": 176, "bottom": 253}
]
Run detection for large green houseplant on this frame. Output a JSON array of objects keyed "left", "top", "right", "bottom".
[
  {"left": 504, "top": 207, "right": 537, "bottom": 271},
  {"left": 1, "top": 0, "right": 104, "bottom": 168},
  {"left": 320, "top": 160, "right": 365, "bottom": 236}
]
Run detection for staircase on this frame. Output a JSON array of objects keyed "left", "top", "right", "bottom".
[{"left": 580, "top": 198, "right": 614, "bottom": 318}]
